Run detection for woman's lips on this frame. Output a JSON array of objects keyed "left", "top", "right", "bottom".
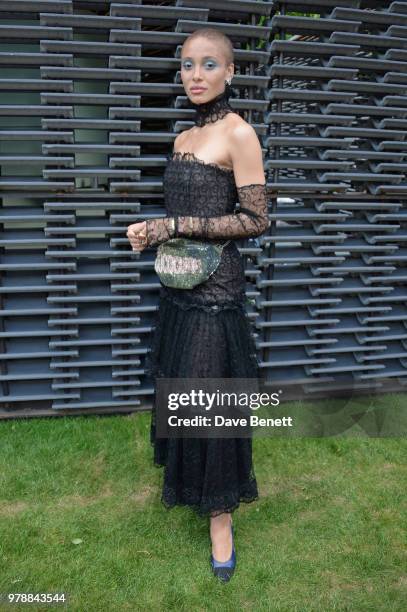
[{"left": 191, "top": 88, "right": 206, "bottom": 93}]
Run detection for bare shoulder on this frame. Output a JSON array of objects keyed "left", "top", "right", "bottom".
[
  {"left": 225, "top": 111, "right": 247, "bottom": 128},
  {"left": 225, "top": 113, "right": 265, "bottom": 182},
  {"left": 226, "top": 112, "right": 259, "bottom": 141},
  {"left": 173, "top": 128, "right": 193, "bottom": 151}
]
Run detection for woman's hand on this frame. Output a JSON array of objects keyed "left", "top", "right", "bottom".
[
  {"left": 127, "top": 217, "right": 176, "bottom": 249},
  {"left": 127, "top": 221, "right": 148, "bottom": 252}
]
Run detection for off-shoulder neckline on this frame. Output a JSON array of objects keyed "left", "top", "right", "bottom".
[{"left": 168, "top": 150, "right": 234, "bottom": 176}]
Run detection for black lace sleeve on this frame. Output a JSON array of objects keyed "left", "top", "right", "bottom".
[{"left": 145, "top": 183, "right": 269, "bottom": 247}]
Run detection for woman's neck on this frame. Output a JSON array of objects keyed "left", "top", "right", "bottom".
[{"left": 190, "top": 89, "right": 234, "bottom": 127}]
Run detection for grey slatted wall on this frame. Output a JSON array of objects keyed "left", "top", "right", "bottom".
[
  {"left": 0, "top": 0, "right": 405, "bottom": 418},
  {"left": 0, "top": 0, "right": 273, "bottom": 417},
  {"left": 266, "top": 0, "right": 407, "bottom": 400}
]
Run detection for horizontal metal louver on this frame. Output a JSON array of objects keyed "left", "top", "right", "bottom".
[{"left": 0, "top": 0, "right": 405, "bottom": 418}]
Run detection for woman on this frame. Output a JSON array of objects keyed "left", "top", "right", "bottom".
[{"left": 127, "top": 27, "right": 269, "bottom": 582}]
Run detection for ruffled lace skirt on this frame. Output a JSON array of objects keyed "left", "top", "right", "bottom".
[{"left": 145, "top": 284, "right": 260, "bottom": 517}]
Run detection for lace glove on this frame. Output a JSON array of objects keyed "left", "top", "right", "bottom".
[{"left": 145, "top": 183, "right": 269, "bottom": 247}]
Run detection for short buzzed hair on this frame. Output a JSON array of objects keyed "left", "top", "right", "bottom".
[{"left": 182, "top": 27, "right": 234, "bottom": 66}]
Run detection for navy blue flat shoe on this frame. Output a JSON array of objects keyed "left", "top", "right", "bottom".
[{"left": 210, "top": 523, "right": 236, "bottom": 582}]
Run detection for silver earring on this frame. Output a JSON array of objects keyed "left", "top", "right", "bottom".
[{"left": 225, "top": 78, "right": 232, "bottom": 86}]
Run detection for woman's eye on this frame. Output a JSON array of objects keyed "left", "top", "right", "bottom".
[{"left": 181, "top": 61, "right": 217, "bottom": 69}]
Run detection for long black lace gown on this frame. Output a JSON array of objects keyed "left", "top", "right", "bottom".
[{"left": 144, "top": 92, "right": 269, "bottom": 518}]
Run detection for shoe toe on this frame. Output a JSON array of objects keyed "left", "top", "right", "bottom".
[{"left": 213, "top": 566, "right": 234, "bottom": 582}]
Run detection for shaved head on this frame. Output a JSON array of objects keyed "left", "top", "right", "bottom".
[{"left": 182, "top": 27, "right": 234, "bottom": 67}]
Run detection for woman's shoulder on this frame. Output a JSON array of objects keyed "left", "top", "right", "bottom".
[
  {"left": 226, "top": 110, "right": 246, "bottom": 126},
  {"left": 173, "top": 131, "right": 188, "bottom": 150},
  {"left": 225, "top": 111, "right": 256, "bottom": 134},
  {"left": 225, "top": 113, "right": 260, "bottom": 152}
]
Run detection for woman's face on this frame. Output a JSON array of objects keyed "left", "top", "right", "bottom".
[{"left": 181, "top": 37, "right": 233, "bottom": 104}]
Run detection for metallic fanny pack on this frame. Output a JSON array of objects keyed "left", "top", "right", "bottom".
[{"left": 154, "top": 238, "right": 231, "bottom": 289}]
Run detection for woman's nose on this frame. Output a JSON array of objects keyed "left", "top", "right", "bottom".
[{"left": 192, "top": 67, "right": 203, "bottom": 80}]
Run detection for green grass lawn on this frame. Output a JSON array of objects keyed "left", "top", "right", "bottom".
[{"left": 0, "top": 400, "right": 405, "bottom": 611}]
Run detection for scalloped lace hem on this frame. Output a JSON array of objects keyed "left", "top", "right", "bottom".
[{"left": 159, "top": 484, "right": 259, "bottom": 517}]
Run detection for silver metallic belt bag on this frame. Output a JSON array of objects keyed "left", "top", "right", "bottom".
[{"left": 154, "top": 238, "right": 231, "bottom": 289}]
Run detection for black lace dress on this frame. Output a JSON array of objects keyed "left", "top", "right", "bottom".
[{"left": 144, "top": 149, "right": 269, "bottom": 518}]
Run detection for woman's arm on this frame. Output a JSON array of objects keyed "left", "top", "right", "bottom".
[{"left": 145, "top": 124, "right": 270, "bottom": 247}]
